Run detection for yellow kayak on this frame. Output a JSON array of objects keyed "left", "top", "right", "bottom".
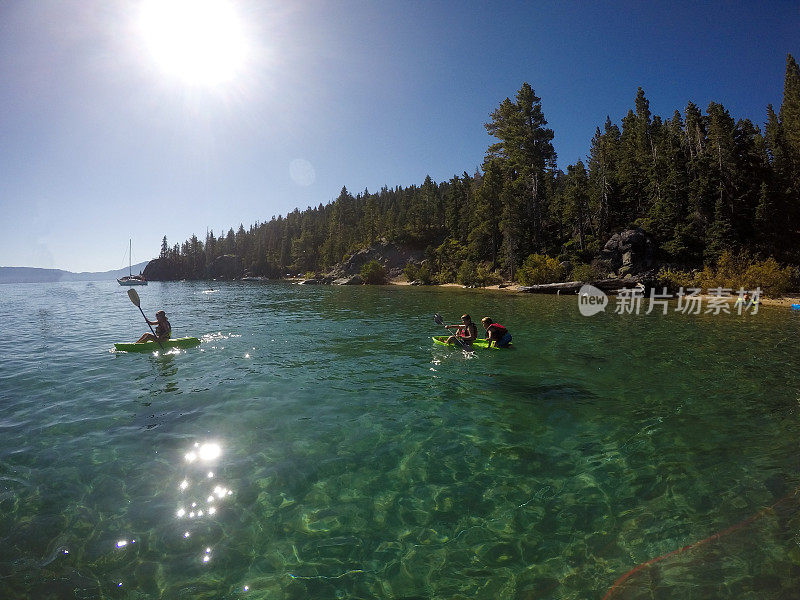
[
  {"left": 114, "top": 337, "right": 200, "bottom": 353},
  {"left": 431, "top": 336, "right": 512, "bottom": 349}
]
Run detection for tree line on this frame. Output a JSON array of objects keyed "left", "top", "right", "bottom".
[{"left": 157, "top": 54, "right": 800, "bottom": 284}]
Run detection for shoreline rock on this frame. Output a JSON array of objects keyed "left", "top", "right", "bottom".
[{"left": 518, "top": 276, "right": 655, "bottom": 295}]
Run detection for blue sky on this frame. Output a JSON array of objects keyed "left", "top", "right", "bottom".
[{"left": 1, "top": 1, "right": 798, "bottom": 272}]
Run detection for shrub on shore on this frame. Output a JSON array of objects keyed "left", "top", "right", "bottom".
[
  {"left": 657, "top": 252, "right": 796, "bottom": 296},
  {"left": 404, "top": 262, "right": 432, "bottom": 284},
  {"left": 457, "top": 261, "right": 503, "bottom": 287},
  {"left": 517, "top": 254, "right": 565, "bottom": 285},
  {"left": 569, "top": 261, "right": 606, "bottom": 282},
  {"left": 656, "top": 266, "right": 699, "bottom": 290},
  {"left": 360, "top": 260, "right": 387, "bottom": 284}
]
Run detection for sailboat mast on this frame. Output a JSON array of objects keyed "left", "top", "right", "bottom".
[{"left": 129, "top": 239, "right": 132, "bottom": 276}]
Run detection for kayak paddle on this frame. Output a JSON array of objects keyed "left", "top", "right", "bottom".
[
  {"left": 433, "top": 313, "right": 469, "bottom": 350},
  {"left": 127, "top": 288, "right": 164, "bottom": 349}
]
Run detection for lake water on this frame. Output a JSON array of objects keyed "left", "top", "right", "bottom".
[{"left": 1, "top": 280, "right": 799, "bottom": 599}]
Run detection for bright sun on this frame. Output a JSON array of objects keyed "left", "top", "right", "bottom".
[{"left": 138, "top": 0, "right": 250, "bottom": 86}]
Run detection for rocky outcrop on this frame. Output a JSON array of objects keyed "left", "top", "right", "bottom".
[
  {"left": 142, "top": 257, "right": 183, "bottom": 281},
  {"left": 332, "top": 275, "right": 363, "bottom": 285},
  {"left": 602, "top": 228, "right": 656, "bottom": 276},
  {"left": 143, "top": 254, "right": 244, "bottom": 280},
  {"left": 327, "top": 240, "right": 424, "bottom": 279},
  {"left": 207, "top": 254, "right": 243, "bottom": 280}
]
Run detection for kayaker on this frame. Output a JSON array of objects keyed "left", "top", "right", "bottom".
[
  {"left": 136, "top": 310, "right": 171, "bottom": 343},
  {"left": 481, "top": 317, "right": 512, "bottom": 348},
  {"left": 445, "top": 314, "right": 478, "bottom": 345}
]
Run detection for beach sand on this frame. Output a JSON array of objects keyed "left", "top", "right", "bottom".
[{"left": 387, "top": 277, "right": 800, "bottom": 307}]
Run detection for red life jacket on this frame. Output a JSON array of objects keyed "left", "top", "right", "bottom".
[{"left": 489, "top": 323, "right": 507, "bottom": 336}]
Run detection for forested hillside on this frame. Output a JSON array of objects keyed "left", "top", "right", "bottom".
[{"left": 154, "top": 55, "right": 800, "bottom": 286}]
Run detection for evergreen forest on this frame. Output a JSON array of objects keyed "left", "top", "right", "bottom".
[{"left": 155, "top": 55, "right": 800, "bottom": 289}]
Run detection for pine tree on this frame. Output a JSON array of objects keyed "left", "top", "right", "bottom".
[
  {"left": 617, "top": 109, "right": 647, "bottom": 220},
  {"left": 485, "top": 82, "right": 556, "bottom": 266},
  {"left": 158, "top": 55, "right": 800, "bottom": 282},
  {"left": 778, "top": 54, "right": 800, "bottom": 259},
  {"left": 634, "top": 88, "right": 664, "bottom": 213},
  {"left": 468, "top": 160, "right": 504, "bottom": 265},
  {"left": 679, "top": 102, "right": 713, "bottom": 263},
  {"left": 780, "top": 54, "right": 800, "bottom": 183},
  {"left": 562, "top": 160, "right": 591, "bottom": 252},
  {"left": 444, "top": 175, "right": 465, "bottom": 243},
  {"left": 587, "top": 117, "right": 621, "bottom": 236},
  {"left": 704, "top": 102, "right": 737, "bottom": 261},
  {"left": 649, "top": 111, "right": 690, "bottom": 260}
]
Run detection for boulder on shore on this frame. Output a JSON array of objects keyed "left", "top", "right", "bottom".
[
  {"left": 327, "top": 240, "right": 424, "bottom": 279},
  {"left": 208, "top": 254, "right": 243, "bottom": 280},
  {"left": 142, "top": 257, "right": 182, "bottom": 281},
  {"left": 602, "top": 228, "right": 656, "bottom": 276},
  {"left": 332, "top": 275, "right": 364, "bottom": 285}
]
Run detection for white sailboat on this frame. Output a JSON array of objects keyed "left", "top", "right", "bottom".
[{"left": 117, "top": 239, "right": 148, "bottom": 286}]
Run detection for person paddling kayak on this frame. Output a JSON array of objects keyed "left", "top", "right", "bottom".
[
  {"left": 136, "top": 310, "right": 171, "bottom": 343},
  {"left": 481, "top": 317, "right": 512, "bottom": 348},
  {"left": 444, "top": 314, "right": 478, "bottom": 346}
]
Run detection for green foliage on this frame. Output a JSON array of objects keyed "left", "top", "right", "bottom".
[
  {"left": 486, "top": 82, "right": 556, "bottom": 255},
  {"left": 561, "top": 235, "right": 602, "bottom": 264},
  {"left": 517, "top": 254, "right": 565, "bottom": 285},
  {"left": 417, "top": 263, "right": 433, "bottom": 284},
  {"left": 658, "top": 254, "right": 796, "bottom": 296},
  {"left": 570, "top": 262, "right": 604, "bottom": 282},
  {"left": 403, "top": 263, "right": 418, "bottom": 282},
  {"left": 456, "top": 260, "right": 503, "bottom": 287},
  {"left": 744, "top": 259, "right": 796, "bottom": 296},
  {"left": 404, "top": 262, "right": 432, "bottom": 284},
  {"left": 360, "top": 260, "right": 387, "bottom": 284},
  {"left": 158, "top": 55, "right": 800, "bottom": 284},
  {"left": 431, "top": 238, "right": 468, "bottom": 284},
  {"left": 697, "top": 252, "right": 795, "bottom": 296},
  {"left": 781, "top": 54, "right": 800, "bottom": 177},
  {"left": 457, "top": 260, "right": 477, "bottom": 286},
  {"left": 656, "top": 266, "right": 699, "bottom": 291},
  {"left": 477, "top": 264, "right": 503, "bottom": 287}
]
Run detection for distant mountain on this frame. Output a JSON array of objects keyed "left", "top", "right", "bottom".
[{"left": 0, "top": 262, "right": 150, "bottom": 284}]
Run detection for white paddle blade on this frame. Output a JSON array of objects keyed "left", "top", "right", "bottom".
[
  {"left": 433, "top": 314, "right": 444, "bottom": 326},
  {"left": 127, "top": 288, "right": 141, "bottom": 307}
]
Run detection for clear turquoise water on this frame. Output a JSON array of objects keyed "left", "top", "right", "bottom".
[{"left": 1, "top": 281, "right": 799, "bottom": 599}]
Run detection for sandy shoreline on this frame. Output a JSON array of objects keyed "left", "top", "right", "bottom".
[{"left": 384, "top": 277, "right": 800, "bottom": 307}]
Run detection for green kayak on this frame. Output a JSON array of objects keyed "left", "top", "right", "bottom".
[
  {"left": 114, "top": 337, "right": 201, "bottom": 353},
  {"left": 432, "top": 336, "right": 511, "bottom": 349}
]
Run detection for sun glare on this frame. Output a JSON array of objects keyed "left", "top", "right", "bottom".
[{"left": 138, "top": 0, "right": 250, "bottom": 86}]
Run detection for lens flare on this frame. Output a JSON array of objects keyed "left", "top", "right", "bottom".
[{"left": 138, "top": 0, "right": 250, "bottom": 86}]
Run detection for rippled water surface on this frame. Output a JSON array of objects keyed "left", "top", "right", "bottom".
[{"left": 1, "top": 281, "right": 799, "bottom": 599}]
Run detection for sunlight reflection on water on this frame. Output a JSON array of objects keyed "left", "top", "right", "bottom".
[{"left": 2, "top": 281, "right": 800, "bottom": 598}]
